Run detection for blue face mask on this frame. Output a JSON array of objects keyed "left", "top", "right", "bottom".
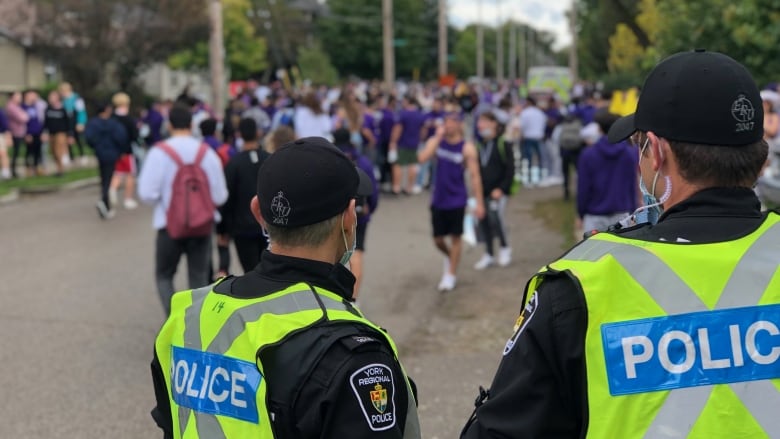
[{"left": 635, "top": 178, "right": 661, "bottom": 225}]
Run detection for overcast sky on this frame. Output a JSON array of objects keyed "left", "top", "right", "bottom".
[{"left": 448, "top": 0, "right": 573, "bottom": 50}]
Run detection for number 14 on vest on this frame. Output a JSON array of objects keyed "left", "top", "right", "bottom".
[{"left": 602, "top": 304, "right": 780, "bottom": 396}]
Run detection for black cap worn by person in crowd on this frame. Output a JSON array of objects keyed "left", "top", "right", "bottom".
[
  {"left": 257, "top": 137, "right": 373, "bottom": 228},
  {"left": 608, "top": 49, "right": 764, "bottom": 147}
]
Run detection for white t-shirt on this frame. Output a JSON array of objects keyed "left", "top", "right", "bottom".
[
  {"left": 294, "top": 106, "right": 333, "bottom": 140},
  {"left": 519, "top": 106, "right": 548, "bottom": 140}
]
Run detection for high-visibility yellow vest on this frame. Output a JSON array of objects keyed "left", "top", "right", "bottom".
[
  {"left": 155, "top": 282, "right": 421, "bottom": 438},
  {"left": 527, "top": 213, "right": 780, "bottom": 438}
]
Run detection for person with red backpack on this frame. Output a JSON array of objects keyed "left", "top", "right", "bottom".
[{"left": 138, "top": 104, "right": 228, "bottom": 315}]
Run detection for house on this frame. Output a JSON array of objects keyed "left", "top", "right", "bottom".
[{"left": 0, "top": 27, "right": 47, "bottom": 93}]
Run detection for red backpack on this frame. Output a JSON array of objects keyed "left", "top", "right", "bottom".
[{"left": 158, "top": 142, "right": 215, "bottom": 239}]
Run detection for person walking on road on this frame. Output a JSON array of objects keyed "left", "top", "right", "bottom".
[
  {"left": 150, "top": 137, "right": 421, "bottom": 438},
  {"left": 518, "top": 97, "right": 548, "bottom": 186},
  {"left": 110, "top": 92, "right": 140, "bottom": 210},
  {"left": 462, "top": 50, "right": 780, "bottom": 439},
  {"left": 473, "top": 111, "right": 514, "bottom": 270},
  {"left": 389, "top": 96, "right": 427, "bottom": 195},
  {"left": 85, "top": 101, "right": 126, "bottom": 219},
  {"left": 219, "top": 118, "right": 271, "bottom": 273},
  {"left": 576, "top": 111, "right": 639, "bottom": 233},
  {"left": 137, "top": 104, "right": 228, "bottom": 315},
  {"left": 333, "top": 128, "right": 379, "bottom": 302},
  {"left": 418, "top": 112, "right": 485, "bottom": 291}
]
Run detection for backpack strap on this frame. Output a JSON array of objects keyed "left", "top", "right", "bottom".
[
  {"left": 194, "top": 143, "right": 209, "bottom": 166},
  {"left": 157, "top": 142, "right": 184, "bottom": 167}
]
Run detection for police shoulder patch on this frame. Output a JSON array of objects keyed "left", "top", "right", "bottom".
[
  {"left": 350, "top": 363, "right": 396, "bottom": 431},
  {"left": 503, "top": 291, "right": 539, "bottom": 356}
]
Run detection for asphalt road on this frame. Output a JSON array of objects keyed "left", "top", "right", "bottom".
[{"left": 0, "top": 183, "right": 564, "bottom": 438}]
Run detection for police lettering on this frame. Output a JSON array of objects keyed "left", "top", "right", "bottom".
[
  {"left": 173, "top": 359, "right": 249, "bottom": 408},
  {"left": 622, "top": 320, "right": 780, "bottom": 378},
  {"left": 371, "top": 413, "right": 394, "bottom": 424}
]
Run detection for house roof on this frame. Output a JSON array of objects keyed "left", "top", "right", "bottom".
[{"left": 0, "top": 25, "right": 29, "bottom": 47}]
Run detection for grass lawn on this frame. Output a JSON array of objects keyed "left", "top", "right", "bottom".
[
  {"left": 531, "top": 197, "right": 578, "bottom": 250},
  {"left": 0, "top": 167, "right": 98, "bottom": 197}
]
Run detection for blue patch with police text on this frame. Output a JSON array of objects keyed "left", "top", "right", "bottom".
[
  {"left": 171, "top": 346, "right": 262, "bottom": 423},
  {"left": 602, "top": 304, "right": 780, "bottom": 396}
]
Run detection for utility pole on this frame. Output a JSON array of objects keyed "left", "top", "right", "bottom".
[
  {"left": 438, "top": 0, "right": 447, "bottom": 78},
  {"left": 476, "top": 0, "right": 484, "bottom": 79},
  {"left": 568, "top": 5, "right": 579, "bottom": 82},
  {"left": 495, "top": 1, "right": 503, "bottom": 82},
  {"left": 508, "top": 21, "right": 516, "bottom": 81},
  {"left": 520, "top": 24, "right": 527, "bottom": 80},
  {"left": 382, "top": 0, "right": 395, "bottom": 88},
  {"left": 208, "top": 0, "right": 225, "bottom": 117}
]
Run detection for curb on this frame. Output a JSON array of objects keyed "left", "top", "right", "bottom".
[{"left": 0, "top": 176, "right": 100, "bottom": 204}]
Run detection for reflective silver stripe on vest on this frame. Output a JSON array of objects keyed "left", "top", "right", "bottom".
[
  {"left": 404, "top": 379, "right": 422, "bottom": 439},
  {"left": 565, "top": 221, "right": 780, "bottom": 438},
  {"left": 177, "top": 286, "right": 350, "bottom": 437}
]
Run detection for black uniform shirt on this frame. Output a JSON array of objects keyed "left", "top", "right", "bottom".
[
  {"left": 461, "top": 187, "right": 768, "bottom": 438},
  {"left": 151, "top": 251, "right": 414, "bottom": 438}
]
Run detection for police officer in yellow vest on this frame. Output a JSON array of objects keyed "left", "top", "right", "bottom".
[
  {"left": 462, "top": 50, "right": 780, "bottom": 438},
  {"left": 151, "top": 137, "right": 421, "bottom": 438}
]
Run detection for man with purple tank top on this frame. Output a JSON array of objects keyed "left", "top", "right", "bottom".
[{"left": 418, "top": 112, "right": 485, "bottom": 291}]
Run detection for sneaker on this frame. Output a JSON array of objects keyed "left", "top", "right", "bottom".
[
  {"left": 79, "top": 156, "right": 90, "bottom": 167},
  {"left": 109, "top": 189, "right": 118, "bottom": 207},
  {"left": 474, "top": 254, "right": 495, "bottom": 270},
  {"left": 437, "top": 273, "right": 457, "bottom": 291},
  {"left": 95, "top": 200, "right": 108, "bottom": 219},
  {"left": 498, "top": 247, "right": 512, "bottom": 267},
  {"left": 124, "top": 198, "right": 139, "bottom": 210},
  {"left": 411, "top": 185, "right": 423, "bottom": 195},
  {"left": 106, "top": 209, "right": 116, "bottom": 219}
]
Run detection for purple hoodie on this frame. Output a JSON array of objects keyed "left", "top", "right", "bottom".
[{"left": 576, "top": 136, "right": 638, "bottom": 218}]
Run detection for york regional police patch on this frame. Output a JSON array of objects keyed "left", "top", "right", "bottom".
[{"left": 350, "top": 363, "right": 396, "bottom": 431}]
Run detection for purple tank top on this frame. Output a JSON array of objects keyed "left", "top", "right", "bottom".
[{"left": 431, "top": 139, "right": 468, "bottom": 209}]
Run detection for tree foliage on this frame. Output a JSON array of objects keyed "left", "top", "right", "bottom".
[
  {"left": 296, "top": 42, "right": 339, "bottom": 86},
  {"left": 30, "top": 0, "right": 208, "bottom": 102},
  {"left": 168, "top": 0, "right": 268, "bottom": 80}
]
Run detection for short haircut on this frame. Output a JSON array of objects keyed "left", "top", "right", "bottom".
[
  {"left": 112, "top": 92, "right": 130, "bottom": 107},
  {"left": 168, "top": 104, "right": 192, "bottom": 129},
  {"left": 239, "top": 118, "right": 258, "bottom": 142},
  {"left": 199, "top": 118, "right": 217, "bottom": 137},
  {"left": 264, "top": 215, "right": 340, "bottom": 247},
  {"left": 266, "top": 126, "right": 295, "bottom": 153},
  {"left": 594, "top": 110, "right": 619, "bottom": 135},
  {"left": 669, "top": 139, "right": 768, "bottom": 188}
]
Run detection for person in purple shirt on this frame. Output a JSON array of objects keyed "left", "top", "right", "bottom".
[
  {"left": 376, "top": 95, "right": 397, "bottom": 188},
  {"left": 576, "top": 111, "right": 639, "bottom": 233},
  {"left": 22, "top": 90, "right": 44, "bottom": 176},
  {"left": 389, "top": 96, "right": 427, "bottom": 194},
  {"left": 419, "top": 97, "right": 445, "bottom": 189},
  {"left": 199, "top": 118, "right": 222, "bottom": 151},
  {"left": 333, "top": 128, "right": 379, "bottom": 302},
  {"left": 142, "top": 102, "right": 164, "bottom": 146},
  {"left": 417, "top": 113, "right": 485, "bottom": 292}
]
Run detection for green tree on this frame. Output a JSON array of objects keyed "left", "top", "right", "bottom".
[
  {"left": 297, "top": 42, "right": 340, "bottom": 85},
  {"left": 317, "top": 0, "right": 430, "bottom": 79},
  {"left": 657, "top": 0, "right": 780, "bottom": 85},
  {"left": 169, "top": 0, "right": 268, "bottom": 80}
]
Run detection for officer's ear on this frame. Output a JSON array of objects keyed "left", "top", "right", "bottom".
[
  {"left": 250, "top": 196, "right": 266, "bottom": 228},
  {"left": 645, "top": 131, "right": 667, "bottom": 171}
]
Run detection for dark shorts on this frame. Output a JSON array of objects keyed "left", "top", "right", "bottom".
[
  {"left": 397, "top": 147, "right": 418, "bottom": 166},
  {"left": 431, "top": 207, "right": 465, "bottom": 237},
  {"left": 356, "top": 221, "right": 368, "bottom": 251}
]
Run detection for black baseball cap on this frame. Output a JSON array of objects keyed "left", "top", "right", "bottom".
[
  {"left": 608, "top": 50, "right": 764, "bottom": 146},
  {"left": 257, "top": 137, "right": 373, "bottom": 228}
]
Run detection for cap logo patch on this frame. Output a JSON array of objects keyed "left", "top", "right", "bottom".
[
  {"left": 270, "top": 191, "right": 291, "bottom": 225},
  {"left": 732, "top": 94, "right": 756, "bottom": 133}
]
